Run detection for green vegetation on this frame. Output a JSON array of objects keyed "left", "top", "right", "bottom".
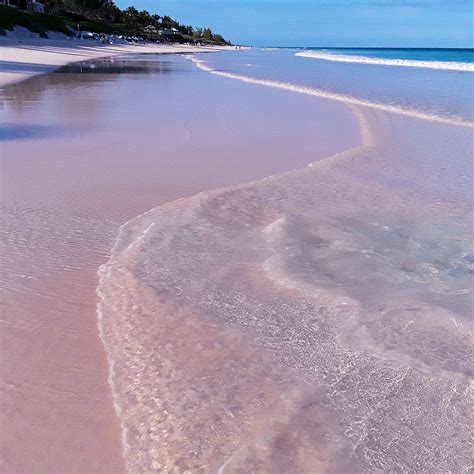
[
  {"left": 0, "top": 4, "right": 70, "bottom": 37},
  {"left": 0, "top": 1, "right": 231, "bottom": 44}
]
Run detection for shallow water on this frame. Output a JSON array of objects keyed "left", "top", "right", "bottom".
[{"left": 98, "top": 53, "right": 474, "bottom": 472}]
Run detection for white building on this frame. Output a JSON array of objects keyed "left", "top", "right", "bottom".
[{"left": 27, "top": 0, "right": 44, "bottom": 13}]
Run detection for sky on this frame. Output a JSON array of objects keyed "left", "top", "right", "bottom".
[{"left": 115, "top": 0, "right": 474, "bottom": 47}]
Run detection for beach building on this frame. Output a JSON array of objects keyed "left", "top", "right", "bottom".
[
  {"left": 144, "top": 25, "right": 158, "bottom": 34},
  {"left": 159, "top": 28, "right": 178, "bottom": 37},
  {"left": 0, "top": 0, "right": 43, "bottom": 11}
]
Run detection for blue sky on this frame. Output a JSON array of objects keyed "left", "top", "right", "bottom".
[{"left": 115, "top": 0, "right": 474, "bottom": 47}]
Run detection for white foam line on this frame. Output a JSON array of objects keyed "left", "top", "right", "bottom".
[
  {"left": 295, "top": 50, "right": 474, "bottom": 73},
  {"left": 188, "top": 56, "right": 474, "bottom": 129}
]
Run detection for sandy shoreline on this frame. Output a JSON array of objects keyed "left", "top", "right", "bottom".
[
  {"left": 0, "top": 41, "right": 359, "bottom": 472},
  {"left": 0, "top": 36, "right": 233, "bottom": 86}
]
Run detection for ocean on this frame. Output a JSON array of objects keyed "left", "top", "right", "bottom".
[{"left": 96, "top": 48, "right": 473, "bottom": 472}]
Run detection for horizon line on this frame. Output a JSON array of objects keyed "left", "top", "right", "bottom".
[{"left": 256, "top": 46, "right": 474, "bottom": 50}]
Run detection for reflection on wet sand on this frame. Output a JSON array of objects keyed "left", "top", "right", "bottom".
[{"left": 0, "top": 57, "right": 178, "bottom": 107}]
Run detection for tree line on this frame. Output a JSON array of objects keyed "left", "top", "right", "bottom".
[{"left": 40, "top": 0, "right": 230, "bottom": 43}]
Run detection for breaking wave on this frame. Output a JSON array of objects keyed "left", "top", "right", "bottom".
[{"left": 295, "top": 50, "right": 474, "bottom": 73}]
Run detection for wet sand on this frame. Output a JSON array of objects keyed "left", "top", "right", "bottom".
[{"left": 0, "top": 54, "right": 359, "bottom": 471}]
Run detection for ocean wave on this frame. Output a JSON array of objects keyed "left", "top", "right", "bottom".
[
  {"left": 187, "top": 56, "right": 474, "bottom": 128},
  {"left": 295, "top": 50, "right": 474, "bottom": 72}
]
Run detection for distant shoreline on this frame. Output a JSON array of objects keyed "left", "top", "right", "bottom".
[{"left": 0, "top": 35, "right": 234, "bottom": 87}]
